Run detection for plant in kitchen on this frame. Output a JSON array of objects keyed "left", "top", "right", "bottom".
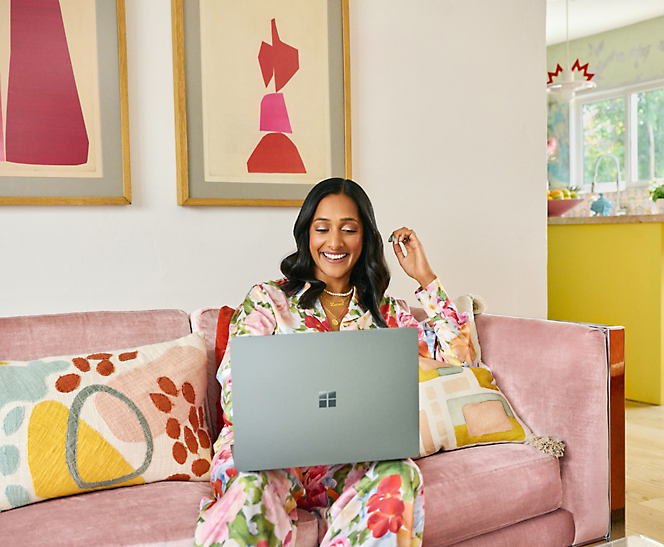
[{"left": 648, "top": 179, "right": 664, "bottom": 202}]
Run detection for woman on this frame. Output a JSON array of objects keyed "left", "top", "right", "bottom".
[{"left": 195, "top": 178, "right": 470, "bottom": 547}]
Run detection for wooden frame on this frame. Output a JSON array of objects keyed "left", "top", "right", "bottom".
[
  {"left": 0, "top": 0, "right": 130, "bottom": 206},
  {"left": 172, "top": 0, "right": 351, "bottom": 206}
]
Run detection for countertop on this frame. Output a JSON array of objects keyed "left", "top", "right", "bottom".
[{"left": 548, "top": 214, "right": 664, "bottom": 225}]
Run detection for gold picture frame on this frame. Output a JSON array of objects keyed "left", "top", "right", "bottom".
[
  {"left": 172, "top": 0, "right": 351, "bottom": 206},
  {"left": 0, "top": 0, "right": 130, "bottom": 206}
]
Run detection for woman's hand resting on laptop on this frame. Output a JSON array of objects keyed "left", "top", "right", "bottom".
[{"left": 388, "top": 227, "right": 437, "bottom": 289}]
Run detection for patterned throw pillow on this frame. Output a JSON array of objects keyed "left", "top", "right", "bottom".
[
  {"left": 417, "top": 358, "right": 531, "bottom": 458},
  {"left": 0, "top": 332, "right": 212, "bottom": 511},
  {"left": 415, "top": 293, "right": 531, "bottom": 457}
]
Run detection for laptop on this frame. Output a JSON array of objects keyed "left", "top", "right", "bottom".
[{"left": 230, "top": 327, "right": 419, "bottom": 471}]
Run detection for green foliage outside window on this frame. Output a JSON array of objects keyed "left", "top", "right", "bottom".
[
  {"left": 637, "top": 89, "right": 664, "bottom": 182},
  {"left": 582, "top": 98, "right": 625, "bottom": 186},
  {"left": 581, "top": 87, "right": 664, "bottom": 186}
]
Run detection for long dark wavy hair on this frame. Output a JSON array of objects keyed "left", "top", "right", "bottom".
[{"left": 280, "top": 178, "right": 390, "bottom": 327}]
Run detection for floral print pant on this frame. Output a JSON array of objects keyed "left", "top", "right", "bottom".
[{"left": 194, "top": 446, "right": 425, "bottom": 547}]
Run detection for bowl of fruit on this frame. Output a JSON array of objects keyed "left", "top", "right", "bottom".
[{"left": 547, "top": 188, "right": 583, "bottom": 217}]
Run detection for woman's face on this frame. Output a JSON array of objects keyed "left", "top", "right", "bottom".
[{"left": 308, "top": 193, "right": 363, "bottom": 292}]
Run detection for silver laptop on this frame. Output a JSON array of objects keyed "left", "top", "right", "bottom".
[{"left": 230, "top": 327, "right": 419, "bottom": 471}]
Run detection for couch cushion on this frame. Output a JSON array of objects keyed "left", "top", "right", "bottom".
[
  {"left": 0, "top": 482, "right": 209, "bottom": 546},
  {"left": 418, "top": 443, "right": 563, "bottom": 546},
  {"left": 0, "top": 332, "right": 213, "bottom": 510},
  {"left": 0, "top": 481, "right": 318, "bottom": 547},
  {"left": 446, "top": 509, "right": 575, "bottom": 547},
  {"left": 0, "top": 310, "right": 192, "bottom": 361}
]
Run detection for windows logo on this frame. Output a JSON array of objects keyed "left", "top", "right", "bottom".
[{"left": 318, "top": 391, "right": 337, "bottom": 408}]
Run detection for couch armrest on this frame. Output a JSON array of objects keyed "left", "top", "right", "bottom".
[{"left": 475, "top": 314, "right": 610, "bottom": 546}]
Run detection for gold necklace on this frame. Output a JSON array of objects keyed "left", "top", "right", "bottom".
[
  {"left": 320, "top": 293, "right": 351, "bottom": 308},
  {"left": 320, "top": 297, "right": 349, "bottom": 326}
]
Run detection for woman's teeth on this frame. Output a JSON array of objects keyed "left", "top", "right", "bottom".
[{"left": 323, "top": 252, "right": 347, "bottom": 260}]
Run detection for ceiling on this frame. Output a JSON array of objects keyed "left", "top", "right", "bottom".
[{"left": 546, "top": 0, "right": 664, "bottom": 45}]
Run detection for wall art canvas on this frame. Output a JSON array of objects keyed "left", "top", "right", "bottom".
[
  {"left": 0, "top": 0, "right": 130, "bottom": 205},
  {"left": 172, "top": 0, "right": 350, "bottom": 206}
]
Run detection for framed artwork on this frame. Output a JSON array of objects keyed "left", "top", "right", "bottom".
[
  {"left": 172, "top": 0, "right": 351, "bottom": 206},
  {"left": 0, "top": 0, "right": 130, "bottom": 205}
]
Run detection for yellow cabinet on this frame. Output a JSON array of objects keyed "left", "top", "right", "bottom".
[{"left": 548, "top": 215, "right": 664, "bottom": 404}]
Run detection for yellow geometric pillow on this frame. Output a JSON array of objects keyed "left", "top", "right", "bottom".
[
  {"left": 0, "top": 332, "right": 212, "bottom": 511},
  {"left": 417, "top": 358, "right": 530, "bottom": 458}
]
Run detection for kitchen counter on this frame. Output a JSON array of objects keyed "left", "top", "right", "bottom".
[
  {"left": 548, "top": 213, "right": 664, "bottom": 225},
  {"left": 548, "top": 217, "right": 664, "bottom": 404}
]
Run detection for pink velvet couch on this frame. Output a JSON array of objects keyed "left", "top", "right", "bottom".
[{"left": 0, "top": 307, "right": 618, "bottom": 547}]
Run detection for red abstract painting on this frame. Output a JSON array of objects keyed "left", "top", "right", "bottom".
[
  {"left": 248, "top": 19, "right": 305, "bottom": 174},
  {"left": 248, "top": 133, "right": 306, "bottom": 173},
  {"left": 258, "top": 19, "right": 299, "bottom": 92},
  {"left": 260, "top": 93, "right": 292, "bottom": 133},
  {"left": 5, "top": 0, "right": 89, "bottom": 166}
]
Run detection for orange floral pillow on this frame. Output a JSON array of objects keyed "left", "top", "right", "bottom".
[{"left": 0, "top": 332, "right": 212, "bottom": 511}]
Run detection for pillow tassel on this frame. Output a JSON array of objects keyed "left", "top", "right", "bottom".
[
  {"left": 527, "top": 435, "right": 565, "bottom": 458},
  {"left": 469, "top": 294, "right": 487, "bottom": 315}
]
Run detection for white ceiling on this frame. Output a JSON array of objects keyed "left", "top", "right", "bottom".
[{"left": 546, "top": 0, "right": 664, "bottom": 45}]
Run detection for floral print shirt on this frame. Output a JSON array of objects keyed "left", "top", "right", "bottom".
[{"left": 214, "top": 277, "right": 471, "bottom": 453}]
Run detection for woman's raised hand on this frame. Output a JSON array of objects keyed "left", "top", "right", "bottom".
[{"left": 388, "top": 227, "right": 437, "bottom": 289}]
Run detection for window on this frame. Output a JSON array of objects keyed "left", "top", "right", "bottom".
[
  {"left": 572, "top": 79, "right": 664, "bottom": 190},
  {"left": 581, "top": 97, "right": 625, "bottom": 186},
  {"left": 636, "top": 88, "right": 664, "bottom": 181}
]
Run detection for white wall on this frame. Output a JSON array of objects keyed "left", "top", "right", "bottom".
[{"left": 0, "top": 0, "right": 548, "bottom": 320}]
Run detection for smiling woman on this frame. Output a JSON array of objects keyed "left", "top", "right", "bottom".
[
  {"left": 309, "top": 194, "right": 363, "bottom": 296},
  {"left": 308, "top": 194, "right": 362, "bottom": 327},
  {"left": 279, "top": 178, "right": 392, "bottom": 329},
  {"left": 194, "top": 177, "right": 473, "bottom": 547}
]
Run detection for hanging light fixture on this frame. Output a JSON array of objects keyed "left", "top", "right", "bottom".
[{"left": 547, "top": 0, "right": 596, "bottom": 101}]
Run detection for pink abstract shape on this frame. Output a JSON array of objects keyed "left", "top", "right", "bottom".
[
  {"left": 247, "top": 133, "right": 306, "bottom": 173},
  {"left": 5, "top": 0, "right": 89, "bottom": 166},
  {"left": 260, "top": 93, "right": 292, "bottom": 133},
  {"left": 0, "top": 74, "right": 4, "bottom": 162},
  {"left": 257, "top": 19, "right": 299, "bottom": 92}
]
